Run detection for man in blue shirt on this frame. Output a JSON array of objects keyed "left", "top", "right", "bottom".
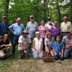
[
  {"left": 9, "top": 18, "right": 25, "bottom": 55},
  {"left": 0, "top": 16, "right": 10, "bottom": 39},
  {"left": 52, "top": 35, "right": 64, "bottom": 60}
]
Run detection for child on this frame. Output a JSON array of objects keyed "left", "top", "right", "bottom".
[
  {"left": 52, "top": 35, "right": 64, "bottom": 60},
  {"left": 44, "top": 32, "right": 55, "bottom": 56}
]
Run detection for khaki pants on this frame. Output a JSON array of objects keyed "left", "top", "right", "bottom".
[
  {"left": 0, "top": 47, "right": 10, "bottom": 58},
  {"left": 18, "top": 46, "right": 28, "bottom": 58}
]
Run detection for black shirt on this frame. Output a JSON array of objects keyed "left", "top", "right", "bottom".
[{"left": 0, "top": 39, "right": 11, "bottom": 50}]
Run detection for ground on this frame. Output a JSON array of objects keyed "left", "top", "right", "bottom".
[{"left": 0, "top": 52, "right": 72, "bottom": 72}]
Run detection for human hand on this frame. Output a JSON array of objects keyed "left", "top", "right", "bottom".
[
  {"left": 65, "top": 49, "right": 67, "bottom": 52},
  {"left": 36, "top": 51, "right": 39, "bottom": 55},
  {"left": 61, "top": 54, "right": 63, "bottom": 57},
  {"left": 38, "top": 50, "right": 41, "bottom": 54},
  {"left": 55, "top": 52, "right": 57, "bottom": 56},
  {"left": 1, "top": 45, "right": 3, "bottom": 48},
  {"left": 0, "top": 35, "right": 1, "bottom": 39},
  {"left": 24, "top": 50, "right": 27, "bottom": 54}
]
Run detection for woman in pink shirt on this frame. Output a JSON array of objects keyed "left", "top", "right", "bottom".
[{"left": 39, "top": 20, "right": 49, "bottom": 52}]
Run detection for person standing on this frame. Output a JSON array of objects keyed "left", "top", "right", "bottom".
[
  {"left": 50, "top": 21, "right": 62, "bottom": 40},
  {"left": 60, "top": 16, "right": 71, "bottom": 37},
  {"left": 9, "top": 18, "right": 25, "bottom": 55},
  {"left": 26, "top": 15, "right": 39, "bottom": 52},
  {"left": 45, "top": 17, "right": 54, "bottom": 30},
  {"left": 0, "top": 16, "right": 10, "bottom": 39},
  {"left": 39, "top": 20, "right": 49, "bottom": 51}
]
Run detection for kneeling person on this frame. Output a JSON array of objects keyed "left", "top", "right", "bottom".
[
  {"left": 18, "top": 30, "right": 31, "bottom": 59},
  {"left": 0, "top": 33, "right": 12, "bottom": 58},
  {"left": 52, "top": 36, "right": 64, "bottom": 60}
]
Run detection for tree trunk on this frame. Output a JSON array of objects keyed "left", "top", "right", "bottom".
[
  {"left": 70, "top": 0, "right": 72, "bottom": 23},
  {"left": 4, "top": 0, "right": 9, "bottom": 19},
  {"left": 56, "top": 0, "right": 61, "bottom": 25},
  {"left": 44, "top": 0, "right": 46, "bottom": 22}
]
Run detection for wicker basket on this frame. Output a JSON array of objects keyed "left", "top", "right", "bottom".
[{"left": 42, "top": 54, "right": 54, "bottom": 62}]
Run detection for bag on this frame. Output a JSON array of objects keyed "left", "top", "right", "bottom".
[{"left": 42, "top": 53, "right": 54, "bottom": 62}]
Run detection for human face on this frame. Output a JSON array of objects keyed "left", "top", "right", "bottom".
[
  {"left": 30, "top": 17, "right": 34, "bottom": 22},
  {"left": 36, "top": 33, "right": 40, "bottom": 38},
  {"left": 48, "top": 34, "right": 51, "bottom": 39},
  {"left": 3, "top": 18, "right": 7, "bottom": 23},
  {"left": 16, "top": 18, "right": 21, "bottom": 24},
  {"left": 54, "top": 21, "right": 57, "bottom": 27},
  {"left": 4, "top": 34, "right": 8, "bottom": 40},
  {"left": 66, "top": 33, "right": 71, "bottom": 39},
  {"left": 23, "top": 33, "right": 28, "bottom": 38},
  {"left": 41, "top": 21, "right": 44, "bottom": 26},
  {"left": 64, "top": 17, "right": 67, "bottom": 22},
  {"left": 56, "top": 37, "right": 60, "bottom": 42}
]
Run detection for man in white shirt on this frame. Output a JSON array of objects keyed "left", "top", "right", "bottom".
[
  {"left": 60, "top": 16, "right": 72, "bottom": 37},
  {"left": 45, "top": 17, "right": 54, "bottom": 30},
  {"left": 18, "top": 30, "right": 31, "bottom": 59}
]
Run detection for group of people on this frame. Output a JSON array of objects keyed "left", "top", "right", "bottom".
[{"left": 0, "top": 15, "right": 72, "bottom": 60}]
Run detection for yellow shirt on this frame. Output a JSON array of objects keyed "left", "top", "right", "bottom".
[{"left": 60, "top": 21, "right": 71, "bottom": 32}]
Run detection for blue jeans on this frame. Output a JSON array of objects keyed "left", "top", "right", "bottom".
[
  {"left": 32, "top": 50, "right": 43, "bottom": 59},
  {"left": 62, "top": 33, "right": 66, "bottom": 37},
  {"left": 54, "top": 53, "right": 64, "bottom": 60},
  {"left": 28, "top": 38, "right": 33, "bottom": 52},
  {"left": 12, "top": 36, "right": 19, "bottom": 54},
  {"left": 64, "top": 47, "right": 72, "bottom": 58}
]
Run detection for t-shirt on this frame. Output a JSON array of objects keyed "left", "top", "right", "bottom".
[
  {"left": 50, "top": 27, "right": 61, "bottom": 39},
  {"left": 26, "top": 21, "right": 39, "bottom": 38},
  {"left": 44, "top": 37, "right": 55, "bottom": 51},
  {"left": 0, "top": 39, "right": 11, "bottom": 50},
  {"left": 62, "top": 36, "right": 72, "bottom": 47},
  {"left": 18, "top": 35, "right": 31, "bottom": 47},
  {"left": 52, "top": 41, "right": 64, "bottom": 55}
]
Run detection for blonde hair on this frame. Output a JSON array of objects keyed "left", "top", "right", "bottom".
[
  {"left": 56, "top": 35, "right": 61, "bottom": 39},
  {"left": 46, "top": 32, "right": 52, "bottom": 38}
]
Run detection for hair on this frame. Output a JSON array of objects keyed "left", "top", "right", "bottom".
[
  {"left": 46, "top": 32, "right": 52, "bottom": 38},
  {"left": 54, "top": 21, "right": 58, "bottom": 24},
  {"left": 3, "top": 33, "right": 8, "bottom": 36},
  {"left": 56, "top": 35, "right": 61, "bottom": 39}
]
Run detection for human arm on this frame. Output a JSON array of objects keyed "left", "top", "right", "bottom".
[{"left": 61, "top": 49, "right": 64, "bottom": 57}]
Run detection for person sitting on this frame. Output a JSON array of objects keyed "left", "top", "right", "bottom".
[
  {"left": 52, "top": 35, "right": 64, "bottom": 60},
  {"left": 32, "top": 31, "right": 43, "bottom": 59},
  {"left": 62, "top": 31, "right": 72, "bottom": 58},
  {"left": 18, "top": 30, "right": 31, "bottom": 59},
  {"left": 44, "top": 32, "right": 54, "bottom": 56},
  {"left": 0, "top": 33, "right": 12, "bottom": 59}
]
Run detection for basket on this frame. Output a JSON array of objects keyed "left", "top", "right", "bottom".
[{"left": 42, "top": 54, "right": 54, "bottom": 62}]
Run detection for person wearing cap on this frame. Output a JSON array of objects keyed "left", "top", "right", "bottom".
[
  {"left": 26, "top": 15, "right": 39, "bottom": 52},
  {"left": 32, "top": 31, "right": 43, "bottom": 59},
  {"left": 18, "top": 30, "right": 31, "bottom": 59},
  {"left": 45, "top": 17, "right": 54, "bottom": 30},
  {"left": 50, "top": 21, "right": 62, "bottom": 40},
  {"left": 8, "top": 18, "right": 25, "bottom": 55},
  {"left": 0, "top": 33, "right": 12, "bottom": 59},
  {"left": 62, "top": 31, "right": 72, "bottom": 58},
  {"left": 0, "top": 16, "right": 10, "bottom": 39},
  {"left": 60, "top": 16, "right": 72, "bottom": 37},
  {"left": 39, "top": 20, "right": 49, "bottom": 51}
]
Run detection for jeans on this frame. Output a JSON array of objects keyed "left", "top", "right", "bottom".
[
  {"left": 32, "top": 49, "right": 43, "bottom": 59},
  {"left": 62, "top": 33, "right": 66, "bottom": 37},
  {"left": 54, "top": 53, "right": 64, "bottom": 60},
  {"left": 28, "top": 38, "right": 33, "bottom": 52},
  {"left": 12, "top": 36, "right": 19, "bottom": 54},
  {"left": 64, "top": 47, "right": 72, "bottom": 58}
]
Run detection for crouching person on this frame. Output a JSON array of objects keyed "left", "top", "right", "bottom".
[
  {"left": 52, "top": 36, "right": 64, "bottom": 60},
  {"left": 0, "top": 33, "right": 12, "bottom": 59},
  {"left": 18, "top": 30, "right": 31, "bottom": 59},
  {"left": 32, "top": 31, "right": 43, "bottom": 59},
  {"left": 44, "top": 32, "right": 55, "bottom": 56}
]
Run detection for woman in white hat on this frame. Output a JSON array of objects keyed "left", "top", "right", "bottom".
[{"left": 32, "top": 31, "right": 43, "bottom": 59}]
